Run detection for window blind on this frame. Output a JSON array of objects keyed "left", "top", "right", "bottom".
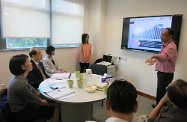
[
  {"left": 1, "top": 0, "right": 50, "bottom": 38},
  {"left": 52, "top": 0, "right": 84, "bottom": 44}
]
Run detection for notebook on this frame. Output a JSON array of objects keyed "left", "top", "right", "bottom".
[
  {"left": 39, "top": 84, "right": 75, "bottom": 99},
  {"left": 46, "top": 88, "right": 75, "bottom": 99}
]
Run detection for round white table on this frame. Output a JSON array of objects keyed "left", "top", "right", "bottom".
[{"left": 39, "top": 73, "right": 106, "bottom": 122}]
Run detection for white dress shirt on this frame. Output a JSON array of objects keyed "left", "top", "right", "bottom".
[
  {"left": 105, "top": 117, "right": 128, "bottom": 122},
  {"left": 43, "top": 56, "right": 60, "bottom": 76}
]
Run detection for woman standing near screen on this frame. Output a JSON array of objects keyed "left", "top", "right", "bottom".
[{"left": 79, "top": 33, "right": 92, "bottom": 73}]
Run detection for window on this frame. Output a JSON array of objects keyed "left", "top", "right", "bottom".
[
  {"left": 6, "top": 38, "right": 47, "bottom": 49},
  {"left": 1, "top": 0, "right": 50, "bottom": 49},
  {"left": 0, "top": 0, "right": 84, "bottom": 50},
  {"left": 52, "top": 0, "right": 84, "bottom": 45}
]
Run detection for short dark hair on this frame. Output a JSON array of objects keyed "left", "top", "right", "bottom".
[
  {"left": 46, "top": 45, "right": 55, "bottom": 55},
  {"left": 81, "top": 33, "right": 89, "bottom": 44},
  {"left": 107, "top": 79, "right": 137, "bottom": 114},
  {"left": 9, "top": 54, "right": 29, "bottom": 75},
  {"left": 167, "top": 79, "right": 187, "bottom": 109},
  {"left": 165, "top": 28, "right": 175, "bottom": 37},
  {"left": 29, "top": 47, "right": 37, "bottom": 58}
]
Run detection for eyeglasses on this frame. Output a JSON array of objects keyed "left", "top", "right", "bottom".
[
  {"left": 161, "top": 34, "right": 170, "bottom": 37},
  {"left": 37, "top": 52, "right": 42, "bottom": 55}
]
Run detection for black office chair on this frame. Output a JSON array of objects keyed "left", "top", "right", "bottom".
[
  {"left": 94, "top": 58, "right": 103, "bottom": 64},
  {"left": 88, "top": 64, "right": 107, "bottom": 76},
  {"left": 88, "top": 64, "right": 107, "bottom": 106},
  {"left": 0, "top": 108, "right": 6, "bottom": 122}
]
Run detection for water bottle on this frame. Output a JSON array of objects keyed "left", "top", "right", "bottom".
[{"left": 85, "top": 69, "right": 92, "bottom": 86}]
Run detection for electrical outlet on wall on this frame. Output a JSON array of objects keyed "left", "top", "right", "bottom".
[
  {"left": 112, "top": 56, "right": 119, "bottom": 60},
  {"left": 112, "top": 55, "right": 128, "bottom": 63},
  {"left": 119, "top": 56, "right": 127, "bottom": 61},
  {"left": 123, "top": 57, "right": 127, "bottom": 61}
]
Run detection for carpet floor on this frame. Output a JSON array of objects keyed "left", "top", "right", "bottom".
[{"left": 92, "top": 95, "right": 155, "bottom": 122}]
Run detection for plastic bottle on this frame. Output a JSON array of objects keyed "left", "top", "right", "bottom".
[{"left": 85, "top": 69, "right": 92, "bottom": 86}]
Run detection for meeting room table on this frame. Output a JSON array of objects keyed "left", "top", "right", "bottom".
[{"left": 39, "top": 73, "right": 107, "bottom": 122}]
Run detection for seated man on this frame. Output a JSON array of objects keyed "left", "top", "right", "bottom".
[
  {"left": 27, "top": 47, "right": 49, "bottom": 89},
  {"left": 148, "top": 79, "right": 187, "bottom": 122},
  {"left": 105, "top": 79, "right": 138, "bottom": 122}
]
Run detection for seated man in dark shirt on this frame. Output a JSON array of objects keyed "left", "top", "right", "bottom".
[
  {"left": 148, "top": 79, "right": 187, "bottom": 122},
  {"left": 27, "top": 47, "right": 49, "bottom": 89}
]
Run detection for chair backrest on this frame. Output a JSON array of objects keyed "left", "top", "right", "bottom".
[
  {"left": 0, "top": 108, "right": 6, "bottom": 122},
  {"left": 0, "top": 89, "right": 8, "bottom": 122},
  {"left": 88, "top": 64, "right": 107, "bottom": 75},
  {"left": 94, "top": 58, "right": 102, "bottom": 64}
]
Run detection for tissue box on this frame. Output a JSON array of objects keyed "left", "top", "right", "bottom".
[{"left": 98, "top": 75, "right": 113, "bottom": 83}]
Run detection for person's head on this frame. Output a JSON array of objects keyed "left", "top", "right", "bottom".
[
  {"left": 161, "top": 28, "right": 174, "bottom": 43},
  {"left": 81, "top": 33, "right": 89, "bottom": 44},
  {"left": 106, "top": 79, "right": 138, "bottom": 115},
  {"left": 9, "top": 54, "right": 32, "bottom": 76},
  {"left": 46, "top": 45, "right": 55, "bottom": 55},
  {"left": 167, "top": 79, "right": 187, "bottom": 109},
  {"left": 29, "top": 47, "right": 42, "bottom": 62}
]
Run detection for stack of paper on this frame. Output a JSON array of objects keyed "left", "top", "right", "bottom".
[
  {"left": 47, "top": 88, "right": 75, "bottom": 99},
  {"left": 50, "top": 72, "right": 71, "bottom": 79},
  {"left": 97, "top": 61, "right": 111, "bottom": 66},
  {"left": 45, "top": 79, "right": 68, "bottom": 84},
  {"left": 39, "top": 84, "right": 75, "bottom": 99}
]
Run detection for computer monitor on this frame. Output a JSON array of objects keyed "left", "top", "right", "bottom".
[{"left": 103, "top": 55, "right": 112, "bottom": 63}]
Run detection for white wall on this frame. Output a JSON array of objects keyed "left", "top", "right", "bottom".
[
  {"left": 86, "top": 0, "right": 107, "bottom": 62},
  {"left": 103, "top": 0, "right": 187, "bottom": 96}
]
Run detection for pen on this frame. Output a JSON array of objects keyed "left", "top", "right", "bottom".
[
  {"left": 68, "top": 73, "right": 71, "bottom": 79},
  {"left": 50, "top": 86, "right": 60, "bottom": 92}
]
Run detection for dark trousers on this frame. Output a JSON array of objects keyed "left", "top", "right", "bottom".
[
  {"left": 79, "top": 62, "right": 90, "bottom": 73},
  {"left": 12, "top": 103, "right": 54, "bottom": 122},
  {"left": 156, "top": 71, "right": 174, "bottom": 104}
]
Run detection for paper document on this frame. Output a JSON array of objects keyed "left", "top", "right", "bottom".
[
  {"left": 45, "top": 79, "right": 68, "bottom": 84},
  {"left": 39, "top": 84, "right": 75, "bottom": 99},
  {"left": 46, "top": 87, "right": 75, "bottom": 99},
  {"left": 97, "top": 61, "right": 111, "bottom": 66},
  {"left": 39, "top": 87, "right": 52, "bottom": 93},
  {"left": 50, "top": 72, "right": 71, "bottom": 79},
  {"left": 58, "top": 93, "right": 76, "bottom": 100},
  {"left": 39, "top": 84, "right": 66, "bottom": 93}
]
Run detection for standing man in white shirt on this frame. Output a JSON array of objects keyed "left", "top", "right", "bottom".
[{"left": 105, "top": 79, "right": 138, "bottom": 122}]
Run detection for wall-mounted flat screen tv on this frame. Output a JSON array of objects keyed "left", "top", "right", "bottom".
[{"left": 121, "top": 14, "right": 183, "bottom": 52}]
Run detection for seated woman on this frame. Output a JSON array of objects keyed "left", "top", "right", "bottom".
[
  {"left": 43, "top": 45, "right": 66, "bottom": 77},
  {"left": 8, "top": 54, "right": 60, "bottom": 122}
]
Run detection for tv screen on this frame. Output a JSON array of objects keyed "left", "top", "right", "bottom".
[{"left": 121, "top": 14, "right": 183, "bottom": 52}]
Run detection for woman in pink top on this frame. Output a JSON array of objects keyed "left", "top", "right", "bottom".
[{"left": 79, "top": 33, "right": 92, "bottom": 73}]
